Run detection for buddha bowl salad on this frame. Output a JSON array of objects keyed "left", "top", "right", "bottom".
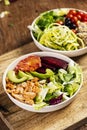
[
  {"left": 31, "top": 8, "right": 87, "bottom": 51},
  {"left": 6, "top": 55, "right": 82, "bottom": 110}
]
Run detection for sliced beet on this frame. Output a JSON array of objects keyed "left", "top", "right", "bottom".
[
  {"left": 36, "top": 56, "right": 68, "bottom": 73},
  {"left": 41, "top": 62, "right": 56, "bottom": 71},
  {"left": 36, "top": 67, "right": 46, "bottom": 73},
  {"left": 41, "top": 57, "right": 68, "bottom": 70}
]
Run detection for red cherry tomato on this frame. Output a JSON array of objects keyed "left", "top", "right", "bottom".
[
  {"left": 67, "top": 14, "right": 73, "bottom": 19},
  {"left": 80, "top": 13, "right": 87, "bottom": 22},
  {"left": 77, "top": 11, "right": 85, "bottom": 21},
  {"left": 82, "top": 16, "right": 87, "bottom": 22},
  {"left": 76, "top": 14, "right": 82, "bottom": 20},
  {"left": 68, "top": 10, "right": 77, "bottom": 16},
  {"left": 77, "top": 11, "right": 84, "bottom": 17},
  {"left": 71, "top": 16, "right": 78, "bottom": 23}
]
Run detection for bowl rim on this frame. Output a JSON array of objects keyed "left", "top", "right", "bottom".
[{"left": 2, "top": 51, "right": 83, "bottom": 111}]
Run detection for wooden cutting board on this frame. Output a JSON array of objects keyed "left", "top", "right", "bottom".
[
  {"left": 0, "top": 112, "right": 13, "bottom": 130},
  {"left": 0, "top": 42, "right": 87, "bottom": 130}
]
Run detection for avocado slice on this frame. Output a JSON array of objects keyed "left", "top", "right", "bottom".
[
  {"left": 18, "top": 70, "right": 34, "bottom": 80},
  {"left": 30, "top": 69, "right": 54, "bottom": 79},
  {"left": 7, "top": 70, "right": 27, "bottom": 83}
]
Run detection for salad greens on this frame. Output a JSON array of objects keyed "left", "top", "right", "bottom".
[
  {"left": 33, "top": 10, "right": 66, "bottom": 41},
  {"left": 36, "top": 11, "right": 55, "bottom": 31},
  {"left": 36, "top": 10, "right": 67, "bottom": 31},
  {"left": 33, "top": 62, "right": 82, "bottom": 110}
]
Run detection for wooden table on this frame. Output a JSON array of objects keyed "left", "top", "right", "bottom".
[{"left": 0, "top": 0, "right": 87, "bottom": 130}]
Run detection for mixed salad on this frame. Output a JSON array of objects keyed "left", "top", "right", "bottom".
[
  {"left": 32, "top": 8, "right": 87, "bottom": 51},
  {"left": 6, "top": 55, "right": 82, "bottom": 110}
]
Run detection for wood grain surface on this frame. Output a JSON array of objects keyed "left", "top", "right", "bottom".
[
  {"left": 0, "top": 42, "right": 87, "bottom": 130},
  {"left": 0, "top": 112, "right": 13, "bottom": 130},
  {"left": 0, "top": 0, "right": 87, "bottom": 55}
]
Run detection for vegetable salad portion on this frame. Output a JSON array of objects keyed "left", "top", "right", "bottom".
[
  {"left": 32, "top": 9, "right": 87, "bottom": 51},
  {"left": 6, "top": 55, "right": 82, "bottom": 110}
]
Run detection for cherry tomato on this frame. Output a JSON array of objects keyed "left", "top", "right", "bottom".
[
  {"left": 82, "top": 16, "right": 87, "bottom": 22},
  {"left": 68, "top": 10, "right": 77, "bottom": 16},
  {"left": 80, "top": 13, "right": 87, "bottom": 21},
  {"left": 67, "top": 14, "right": 73, "bottom": 19},
  {"left": 77, "top": 11, "right": 85, "bottom": 20},
  {"left": 76, "top": 14, "right": 82, "bottom": 20},
  {"left": 71, "top": 16, "right": 78, "bottom": 23},
  {"left": 77, "top": 11, "right": 84, "bottom": 17}
]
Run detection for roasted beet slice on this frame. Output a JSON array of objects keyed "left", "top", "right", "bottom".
[
  {"left": 41, "top": 57, "right": 68, "bottom": 70},
  {"left": 36, "top": 56, "right": 68, "bottom": 73},
  {"left": 36, "top": 67, "right": 46, "bottom": 73},
  {"left": 41, "top": 62, "right": 56, "bottom": 71}
]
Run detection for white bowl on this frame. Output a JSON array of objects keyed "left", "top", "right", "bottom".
[
  {"left": 28, "top": 8, "right": 87, "bottom": 57},
  {"left": 3, "top": 52, "right": 83, "bottom": 112}
]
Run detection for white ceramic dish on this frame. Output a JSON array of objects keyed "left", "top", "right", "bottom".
[
  {"left": 3, "top": 52, "right": 83, "bottom": 113},
  {"left": 28, "top": 8, "right": 87, "bottom": 57}
]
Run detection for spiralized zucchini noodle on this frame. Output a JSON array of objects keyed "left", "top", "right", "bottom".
[{"left": 38, "top": 23, "right": 84, "bottom": 51}]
